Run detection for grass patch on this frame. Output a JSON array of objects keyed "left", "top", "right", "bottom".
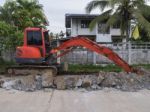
[
  {"left": 68, "top": 64, "right": 150, "bottom": 73},
  {"left": 1, "top": 59, "right": 150, "bottom": 74},
  {"left": 68, "top": 64, "right": 122, "bottom": 73},
  {"left": 133, "top": 64, "right": 150, "bottom": 70}
]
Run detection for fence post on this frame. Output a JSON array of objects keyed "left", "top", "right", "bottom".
[
  {"left": 57, "top": 40, "right": 61, "bottom": 64},
  {"left": 128, "top": 41, "right": 131, "bottom": 65},
  {"left": 93, "top": 52, "right": 96, "bottom": 65}
]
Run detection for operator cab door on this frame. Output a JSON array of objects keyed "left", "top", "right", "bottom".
[
  {"left": 43, "top": 31, "right": 51, "bottom": 55},
  {"left": 26, "top": 30, "right": 44, "bottom": 56}
]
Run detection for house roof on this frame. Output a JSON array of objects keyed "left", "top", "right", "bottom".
[
  {"left": 65, "top": 13, "right": 99, "bottom": 19},
  {"left": 65, "top": 13, "right": 99, "bottom": 28}
]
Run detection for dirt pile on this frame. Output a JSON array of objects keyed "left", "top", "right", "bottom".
[{"left": 0, "top": 69, "right": 150, "bottom": 92}]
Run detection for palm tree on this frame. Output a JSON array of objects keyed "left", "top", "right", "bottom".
[
  {"left": 16, "top": 0, "right": 46, "bottom": 27},
  {"left": 0, "top": 0, "right": 46, "bottom": 52},
  {"left": 86, "top": 0, "right": 150, "bottom": 41},
  {"left": 0, "top": 1, "right": 17, "bottom": 25},
  {"left": 0, "top": 0, "right": 47, "bottom": 30}
]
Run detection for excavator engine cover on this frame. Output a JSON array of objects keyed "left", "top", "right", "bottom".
[{"left": 16, "top": 46, "right": 44, "bottom": 64}]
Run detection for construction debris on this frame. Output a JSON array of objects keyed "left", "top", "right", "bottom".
[{"left": 0, "top": 69, "right": 150, "bottom": 92}]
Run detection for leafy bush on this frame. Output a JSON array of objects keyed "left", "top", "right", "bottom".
[{"left": 0, "top": 21, "right": 23, "bottom": 51}]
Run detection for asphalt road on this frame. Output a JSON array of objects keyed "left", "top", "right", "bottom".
[{"left": 0, "top": 89, "right": 150, "bottom": 112}]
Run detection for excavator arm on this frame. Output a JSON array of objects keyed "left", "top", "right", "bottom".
[{"left": 50, "top": 36, "right": 133, "bottom": 73}]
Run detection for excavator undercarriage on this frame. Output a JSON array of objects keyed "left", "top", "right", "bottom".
[{"left": 7, "top": 65, "right": 57, "bottom": 76}]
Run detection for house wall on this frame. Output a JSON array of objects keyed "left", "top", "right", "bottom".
[
  {"left": 110, "top": 28, "right": 121, "bottom": 36},
  {"left": 96, "top": 34, "right": 112, "bottom": 42},
  {"left": 69, "top": 18, "right": 123, "bottom": 43},
  {"left": 71, "top": 19, "right": 96, "bottom": 36},
  {"left": 96, "top": 28, "right": 121, "bottom": 42}
]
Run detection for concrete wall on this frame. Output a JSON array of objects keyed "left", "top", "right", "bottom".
[
  {"left": 130, "top": 50, "right": 150, "bottom": 64},
  {"left": 61, "top": 43, "right": 150, "bottom": 65},
  {"left": 1, "top": 50, "right": 15, "bottom": 61}
]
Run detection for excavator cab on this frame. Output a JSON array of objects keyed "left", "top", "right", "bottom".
[{"left": 16, "top": 27, "right": 52, "bottom": 65}]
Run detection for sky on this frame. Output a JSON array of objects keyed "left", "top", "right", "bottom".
[
  {"left": 38, "top": 0, "right": 93, "bottom": 33},
  {"left": 0, "top": 0, "right": 95, "bottom": 33},
  {"left": 0, "top": 0, "right": 149, "bottom": 33}
]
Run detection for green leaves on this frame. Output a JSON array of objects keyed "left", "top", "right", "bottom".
[
  {"left": 86, "top": 0, "right": 150, "bottom": 40},
  {"left": 0, "top": 0, "right": 46, "bottom": 31},
  {"left": 86, "top": 0, "right": 109, "bottom": 13},
  {"left": 0, "top": 21, "right": 23, "bottom": 50},
  {"left": 89, "top": 9, "right": 112, "bottom": 31},
  {"left": 134, "top": 10, "right": 150, "bottom": 37},
  {"left": 0, "top": 0, "right": 47, "bottom": 51}
]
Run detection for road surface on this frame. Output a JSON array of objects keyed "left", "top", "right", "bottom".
[{"left": 0, "top": 89, "right": 150, "bottom": 112}]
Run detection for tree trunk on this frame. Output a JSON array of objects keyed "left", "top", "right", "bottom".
[{"left": 126, "top": 21, "right": 130, "bottom": 41}]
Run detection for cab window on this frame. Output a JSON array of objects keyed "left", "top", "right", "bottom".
[
  {"left": 44, "top": 31, "right": 50, "bottom": 45},
  {"left": 27, "top": 31, "right": 42, "bottom": 45}
]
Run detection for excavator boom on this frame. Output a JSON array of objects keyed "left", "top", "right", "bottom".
[{"left": 51, "top": 36, "right": 133, "bottom": 73}]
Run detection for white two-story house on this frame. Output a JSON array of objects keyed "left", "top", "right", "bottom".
[{"left": 65, "top": 14, "right": 126, "bottom": 43}]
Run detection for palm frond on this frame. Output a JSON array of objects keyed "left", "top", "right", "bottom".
[
  {"left": 134, "top": 10, "right": 150, "bottom": 36},
  {"left": 107, "top": 12, "right": 119, "bottom": 25},
  {"left": 109, "top": 0, "right": 122, "bottom": 7},
  {"left": 138, "top": 4, "right": 150, "bottom": 18},
  {"left": 132, "top": 0, "right": 145, "bottom": 6},
  {"left": 89, "top": 9, "right": 112, "bottom": 31},
  {"left": 86, "top": 0, "right": 109, "bottom": 13},
  {"left": 105, "top": 12, "right": 120, "bottom": 30}
]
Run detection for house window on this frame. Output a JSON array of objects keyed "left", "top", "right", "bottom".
[
  {"left": 66, "top": 20, "right": 71, "bottom": 28},
  {"left": 81, "top": 20, "right": 91, "bottom": 28},
  {"left": 66, "top": 29, "right": 71, "bottom": 36},
  {"left": 112, "top": 23, "right": 120, "bottom": 29},
  {"left": 98, "top": 23, "right": 110, "bottom": 34},
  {"left": 111, "top": 36, "right": 122, "bottom": 43}
]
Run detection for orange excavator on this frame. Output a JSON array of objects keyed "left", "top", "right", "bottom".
[{"left": 8, "top": 27, "right": 134, "bottom": 75}]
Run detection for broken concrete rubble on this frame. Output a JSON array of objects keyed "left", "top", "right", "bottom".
[
  {"left": 12, "top": 75, "right": 36, "bottom": 91},
  {"left": 54, "top": 76, "right": 66, "bottom": 90},
  {"left": 0, "top": 68, "right": 150, "bottom": 92}
]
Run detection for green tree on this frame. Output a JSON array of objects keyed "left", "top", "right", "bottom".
[
  {"left": 86, "top": 0, "right": 150, "bottom": 41},
  {"left": 0, "top": 0, "right": 47, "bottom": 51},
  {"left": 0, "top": 21, "right": 23, "bottom": 51},
  {"left": 0, "top": 0, "right": 47, "bottom": 31},
  {"left": 14, "top": 0, "right": 47, "bottom": 30},
  {"left": 0, "top": 0, "right": 17, "bottom": 25}
]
